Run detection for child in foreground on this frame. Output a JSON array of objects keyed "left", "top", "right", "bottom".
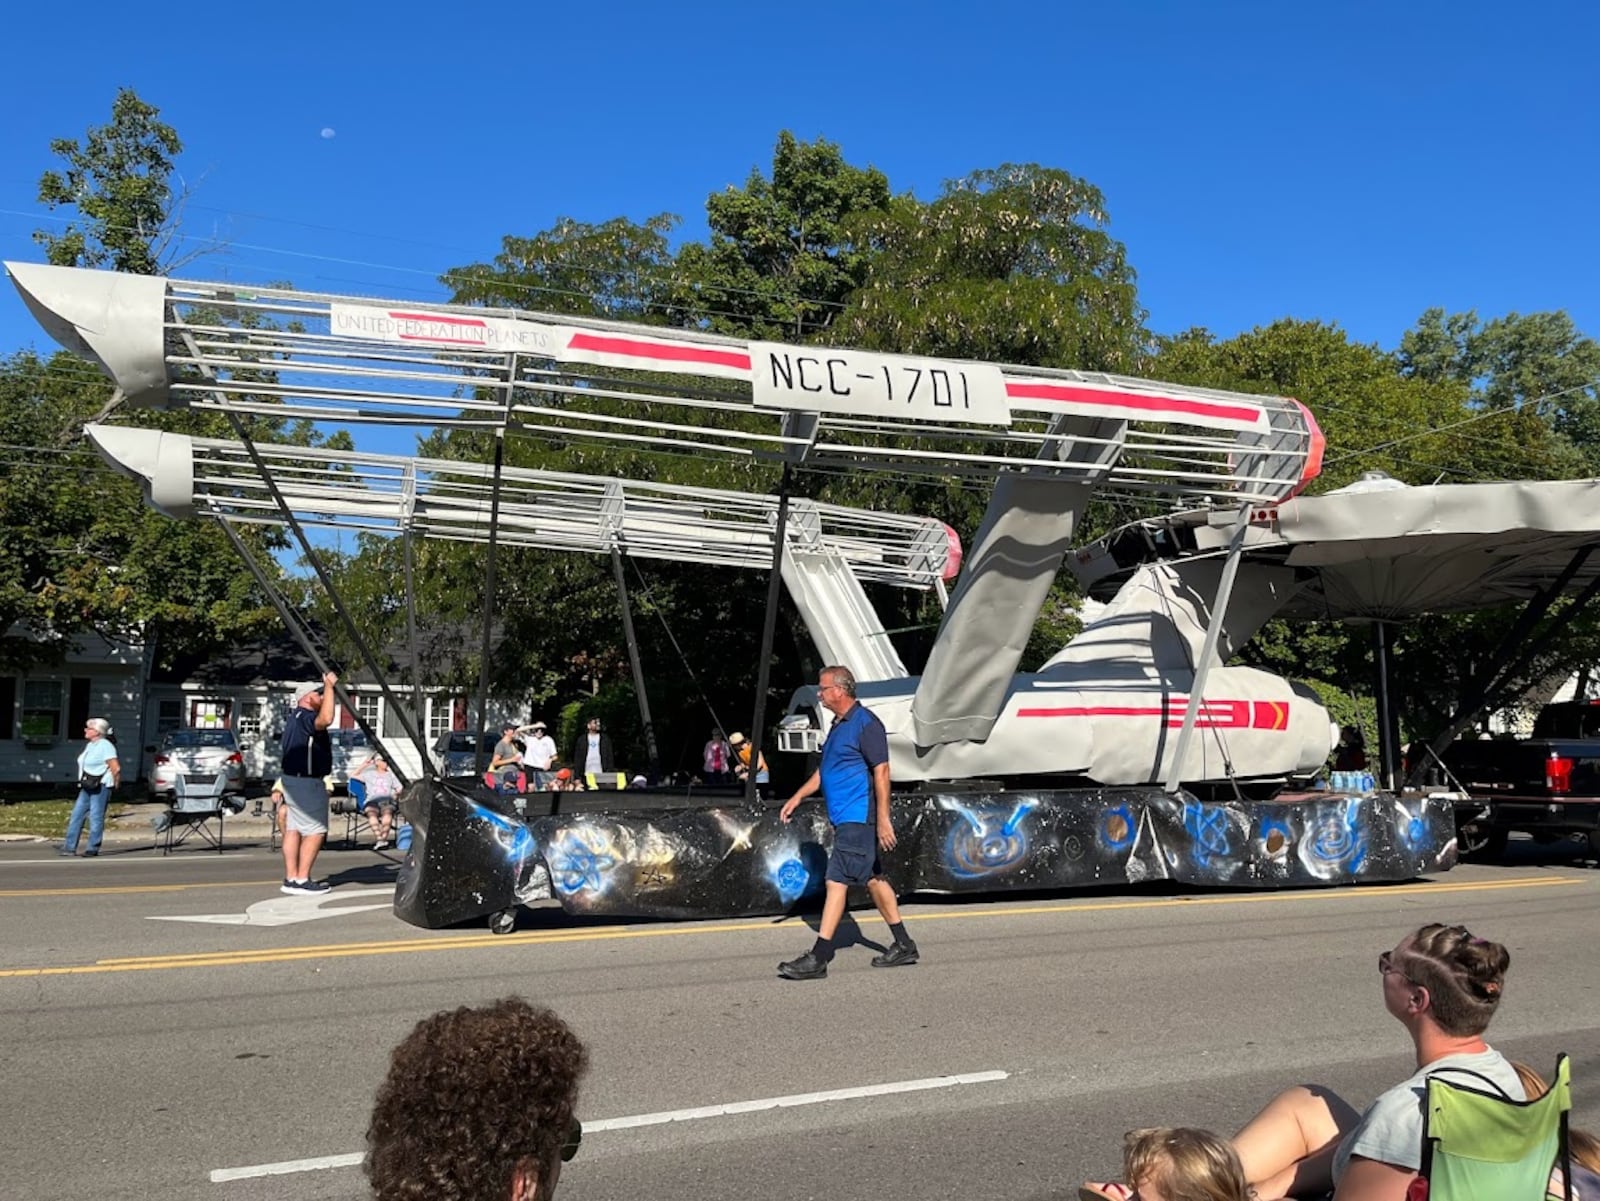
[{"left": 1082, "top": 1127, "right": 1252, "bottom": 1201}]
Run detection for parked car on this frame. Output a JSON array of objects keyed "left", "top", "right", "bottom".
[
  {"left": 433, "top": 730, "right": 501, "bottom": 778},
  {"left": 149, "top": 729, "right": 246, "bottom": 804}
]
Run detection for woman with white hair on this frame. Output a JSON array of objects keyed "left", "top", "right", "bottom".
[{"left": 61, "top": 717, "right": 120, "bottom": 857}]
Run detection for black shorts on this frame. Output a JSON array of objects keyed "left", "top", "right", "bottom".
[{"left": 826, "top": 822, "right": 882, "bottom": 885}]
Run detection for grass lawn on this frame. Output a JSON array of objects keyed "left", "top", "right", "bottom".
[{"left": 0, "top": 797, "right": 135, "bottom": 838}]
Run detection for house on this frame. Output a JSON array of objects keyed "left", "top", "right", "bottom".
[
  {"left": 144, "top": 630, "right": 524, "bottom": 785},
  {"left": 0, "top": 626, "right": 149, "bottom": 786}
]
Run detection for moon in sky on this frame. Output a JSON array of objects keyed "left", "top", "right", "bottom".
[{"left": 320, "top": 127, "right": 337, "bottom": 140}]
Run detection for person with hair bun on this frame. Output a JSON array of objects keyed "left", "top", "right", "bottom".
[
  {"left": 366, "top": 997, "right": 587, "bottom": 1201},
  {"left": 1232, "top": 923, "right": 1522, "bottom": 1200},
  {"left": 1085, "top": 924, "right": 1522, "bottom": 1201}
]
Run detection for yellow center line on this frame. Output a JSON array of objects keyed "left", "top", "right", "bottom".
[
  {"left": 0, "top": 873, "right": 1584, "bottom": 979},
  {"left": 0, "top": 880, "right": 286, "bottom": 899}
]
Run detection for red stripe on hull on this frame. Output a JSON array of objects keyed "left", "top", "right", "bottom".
[{"left": 567, "top": 332, "right": 752, "bottom": 372}]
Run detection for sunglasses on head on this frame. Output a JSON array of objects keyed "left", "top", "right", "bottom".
[{"left": 560, "top": 1118, "right": 582, "bottom": 1162}]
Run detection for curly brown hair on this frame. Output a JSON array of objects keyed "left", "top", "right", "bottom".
[
  {"left": 366, "top": 998, "right": 588, "bottom": 1201},
  {"left": 1396, "top": 923, "right": 1510, "bottom": 1037}
]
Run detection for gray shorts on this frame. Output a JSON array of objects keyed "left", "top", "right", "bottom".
[{"left": 279, "top": 776, "right": 330, "bottom": 836}]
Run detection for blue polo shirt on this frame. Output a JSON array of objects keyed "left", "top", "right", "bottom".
[{"left": 819, "top": 701, "right": 889, "bottom": 825}]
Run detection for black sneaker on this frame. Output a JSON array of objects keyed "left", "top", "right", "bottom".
[
  {"left": 280, "top": 879, "right": 302, "bottom": 895},
  {"left": 299, "top": 879, "right": 331, "bottom": 893},
  {"left": 871, "top": 940, "right": 919, "bottom": 968},
  {"left": 778, "top": 950, "right": 828, "bottom": 980}
]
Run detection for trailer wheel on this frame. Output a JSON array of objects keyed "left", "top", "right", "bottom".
[
  {"left": 488, "top": 908, "right": 517, "bottom": 935},
  {"left": 1459, "top": 823, "right": 1508, "bottom": 863},
  {"left": 1587, "top": 830, "right": 1600, "bottom": 864}
]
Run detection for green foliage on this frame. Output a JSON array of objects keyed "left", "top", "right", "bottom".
[
  {"left": 1296, "top": 678, "right": 1377, "bottom": 766},
  {"left": 672, "top": 131, "right": 891, "bottom": 340},
  {"left": 443, "top": 213, "right": 683, "bottom": 321},
  {"left": 34, "top": 88, "right": 184, "bottom": 275},
  {"left": 0, "top": 350, "right": 283, "bottom": 670},
  {"left": 1400, "top": 308, "right": 1600, "bottom": 474},
  {"left": 834, "top": 164, "right": 1145, "bottom": 371}
]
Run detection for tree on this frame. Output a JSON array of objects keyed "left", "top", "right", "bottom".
[
  {"left": 443, "top": 214, "right": 682, "bottom": 322},
  {"left": 672, "top": 132, "right": 891, "bottom": 341},
  {"left": 0, "top": 351, "right": 279, "bottom": 670},
  {"left": 833, "top": 164, "right": 1145, "bottom": 372},
  {"left": 34, "top": 88, "right": 187, "bottom": 275},
  {"left": 1400, "top": 308, "right": 1600, "bottom": 474}
]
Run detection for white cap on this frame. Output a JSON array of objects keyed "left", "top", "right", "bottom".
[{"left": 293, "top": 681, "right": 325, "bottom": 704}]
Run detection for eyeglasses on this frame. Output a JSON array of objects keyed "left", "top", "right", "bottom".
[
  {"left": 1378, "top": 950, "right": 1415, "bottom": 983},
  {"left": 816, "top": 683, "right": 839, "bottom": 693},
  {"left": 560, "top": 1118, "right": 583, "bottom": 1162}
]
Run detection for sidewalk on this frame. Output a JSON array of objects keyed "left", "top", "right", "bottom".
[{"left": 9, "top": 798, "right": 379, "bottom": 849}]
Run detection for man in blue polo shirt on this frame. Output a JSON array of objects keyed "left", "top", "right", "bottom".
[{"left": 777, "top": 664, "right": 919, "bottom": 980}]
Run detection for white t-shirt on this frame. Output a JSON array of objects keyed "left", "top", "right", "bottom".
[
  {"left": 1332, "top": 1046, "right": 1525, "bottom": 1182},
  {"left": 526, "top": 734, "right": 556, "bottom": 770},
  {"left": 584, "top": 734, "right": 603, "bottom": 775}
]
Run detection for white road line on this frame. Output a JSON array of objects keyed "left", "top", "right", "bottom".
[{"left": 208, "top": 1069, "right": 1010, "bottom": 1183}]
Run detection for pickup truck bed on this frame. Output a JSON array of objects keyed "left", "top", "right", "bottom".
[{"left": 1441, "top": 718, "right": 1600, "bottom": 858}]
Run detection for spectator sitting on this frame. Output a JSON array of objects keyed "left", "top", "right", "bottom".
[
  {"left": 1084, "top": 924, "right": 1522, "bottom": 1201},
  {"left": 1083, "top": 1127, "right": 1250, "bottom": 1201},
  {"left": 352, "top": 753, "right": 401, "bottom": 850},
  {"left": 366, "top": 996, "right": 588, "bottom": 1201},
  {"left": 489, "top": 722, "right": 525, "bottom": 794}
]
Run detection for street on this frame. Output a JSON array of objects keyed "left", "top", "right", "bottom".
[{"left": 2, "top": 836, "right": 1596, "bottom": 1201}]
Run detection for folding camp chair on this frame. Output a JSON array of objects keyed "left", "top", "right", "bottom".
[
  {"left": 157, "top": 771, "right": 228, "bottom": 854},
  {"left": 1415, "top": 1054, "right": 1573, "bottom": 1201}
]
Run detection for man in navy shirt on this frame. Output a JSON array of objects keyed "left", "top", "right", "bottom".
[
  {"left": 778, "top": 664, "right": 919, "bottom": 979},
  {"left": 279, "top": 673, "right": 337, "bottom": 895}
]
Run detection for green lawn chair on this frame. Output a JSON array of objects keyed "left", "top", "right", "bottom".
[{"left": 1415, "top": 1054, "right": 1573, "bottom": 1201}]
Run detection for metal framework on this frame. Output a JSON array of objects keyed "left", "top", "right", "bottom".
[{"left": 10, "top": 262, "right": 1322, "bottom": 505}]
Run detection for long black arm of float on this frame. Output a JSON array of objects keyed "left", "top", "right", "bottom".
[
  {"left": 213, "top": 516, "right": 408, "bottom": 783},
  {"left": 402, "top": 523, "right": 427, "bottom": 746},
  {"left": 611, "top": 545, "right": 660, "bottom": 778},
  {"left": 220, "top": 409, "right": 434, "bottom": 783},
  {"left": 473, "top": 425, "right": 508, "bottom": 779},
  {"left": 745, "top": 462, "right": 792, "bottom": 805},
  {"left": 1413, "top": 546, "right": 1598, "bottom": 783}
]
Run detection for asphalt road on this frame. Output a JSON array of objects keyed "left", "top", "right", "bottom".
[{"left": 1, "top": 835, "right": 1596, "bottom": 1201}]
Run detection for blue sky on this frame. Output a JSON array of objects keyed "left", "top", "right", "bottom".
[{"left": 1, "top": 0, "right": 1595, "bottom": 372}]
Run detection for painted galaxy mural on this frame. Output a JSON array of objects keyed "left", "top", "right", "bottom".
[{"left": 392, "top": 783, "right": 1457, "bottom": 929}]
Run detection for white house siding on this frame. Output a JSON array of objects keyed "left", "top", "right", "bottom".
[{"left": 0, "top": 631, "right": 146, "bottom": 786}]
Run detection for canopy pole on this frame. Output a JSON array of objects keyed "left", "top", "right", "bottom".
[
  {"left": 212, "top": 516, "right": 413, "bottom": 787},
  {"left": 746, "top": 463, "right": 794, "bottom": 805},
  {"left": 1372, "top": 620, "right": 1401, "bottom": 791},
  {"left": 1164, "top": 505, "right": 1253, "bottom": 794},
  {"left": 611, "top": 545, "right": 660, "bottom": 780},
  {"left": 473, "top": 358, "right": 517, "bottom": 778}
]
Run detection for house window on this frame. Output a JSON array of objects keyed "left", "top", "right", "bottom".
[
  {"left": 236, "top": 715, "right": 263, "bottom": 744},
  {"left": 189, "top": 699, "right": 232, "bottom": 729},
  {"left": 427, "top": 698, "right": 455, "bottom": 743},
  {"left": 0, "top": 677, "right": 14, "bottom": 739},
  {"left": 21, "top": 680, "right": 64, "bottom": 741},
  {"left": 349, "top": 692, "right": 381, "bottom": 729},
  {"left": 156, "top": 699, "right": 182, "bottom": 735}
]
